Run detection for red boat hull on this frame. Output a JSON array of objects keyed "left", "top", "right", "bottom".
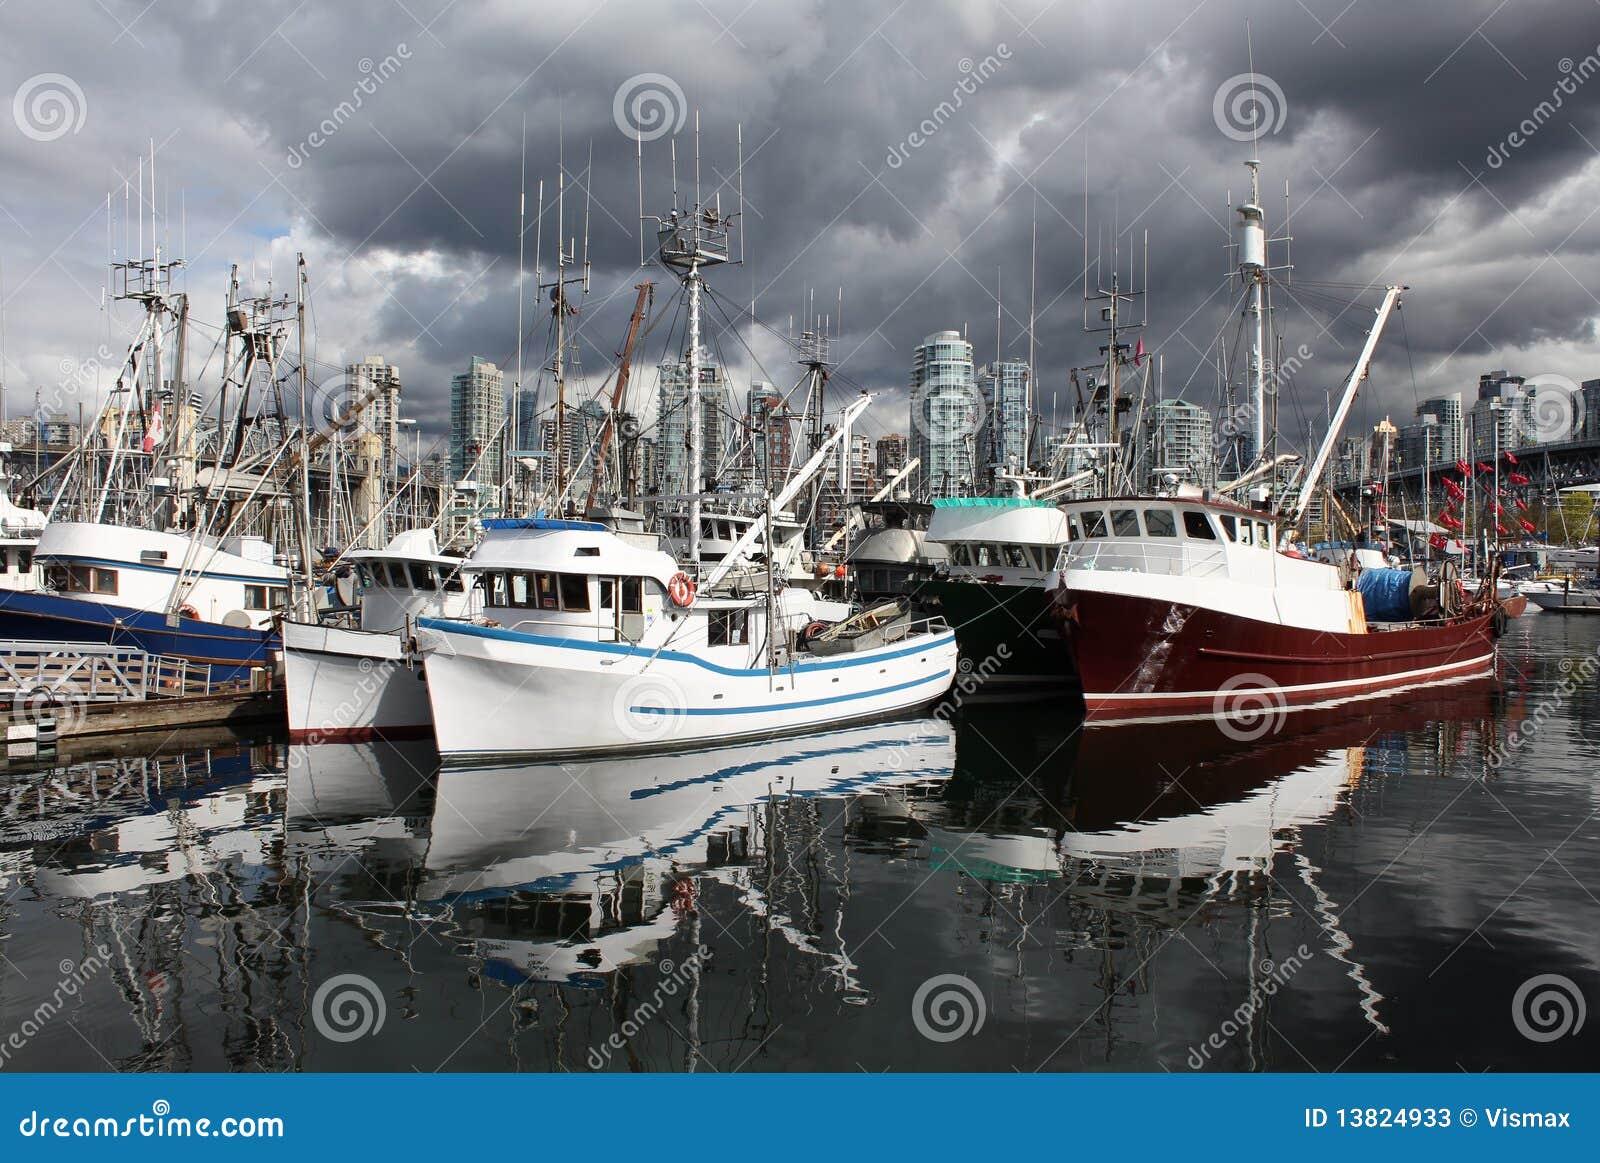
[{"left": 1053, "top": 586, "right": 1497, "bottom": 721}]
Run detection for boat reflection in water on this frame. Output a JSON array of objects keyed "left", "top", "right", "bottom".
[
  {"left": 0, "top": 672, "right": 1509, "bottom": 1070},
  {"left": 416, "top": 718, "right": 957, "bottom": 986}
]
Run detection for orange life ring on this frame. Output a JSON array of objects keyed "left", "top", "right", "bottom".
[
  {"left": 667, "top": 572, "right": 696, "bottom": 607},
  {"left": 178, "top": 604, "right": 199, "bottom": 620}
]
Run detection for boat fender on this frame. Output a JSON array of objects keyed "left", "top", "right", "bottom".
[
  {"left": 1491, "top": 606, "right": 1508, "bottom": 638},
  {"left": 668, "top": 572, "right": 697, "bottom": 607}
]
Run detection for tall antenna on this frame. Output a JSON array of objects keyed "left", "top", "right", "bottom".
[{"left": 514, "top": 114, "right": 527, "bottom": 515}]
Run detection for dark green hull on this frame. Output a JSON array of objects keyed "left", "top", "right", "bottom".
[{"left": 918, "top": 578, "right": 1079, "bottom": 695}]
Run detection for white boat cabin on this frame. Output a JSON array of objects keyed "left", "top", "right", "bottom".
[
  {"left": 348, "top": 529, "right": 477, "bottom": 632},
  {"left": 35, "top": 521, "right": 290, "bottom": 629},
  {"left": 1057, "top": 496, "right": 1363, "bottom": 634},
  {"left": 926, "top": 497, "right": 1070, "bottom": 586},
  {"left": 461, "top": 517, "right": 849, "bottom": 658}
]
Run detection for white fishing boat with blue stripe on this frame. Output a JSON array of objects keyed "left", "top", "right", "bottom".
[{"left": 415, "top": 515, "right": 957, "bottom": 761}]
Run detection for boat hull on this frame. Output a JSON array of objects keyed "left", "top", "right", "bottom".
[
  {"left": 416, "top": 618, "right": 959, "bottom": 761},
  {"left": 282, "top": 621, "right": 434, "bottom": 742},
  {"left": 0, "top": 589, "right": 277, "bottom": 681},
  {"left": 918, "top": 578, "right": 1077, "bottom": 694},
  {"left": 1053, "top": 585, "right": 1497, "bottom": 722}
]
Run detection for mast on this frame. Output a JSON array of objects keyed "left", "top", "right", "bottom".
[
  {"left": 646, "top": 113, "right": 739, "bottom": 577},
  {"left": 1238, "top": 159, "right": 1269, "bottom": 473},
  {"left": 295, "top": 253, "right": 314, "bottom": 617}
]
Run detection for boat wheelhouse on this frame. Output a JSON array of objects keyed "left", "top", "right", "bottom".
[
  {"left": 415, "top": 517, "right": 958, "bottom": 760},
  {"left": 845, "top": 500, "right": 945, "bottom": 603},
  {"left": 283, "top": 528, "right": 477, "bottom": 743},
  {"left": 0, "top": 521, "right": 289, "bottom": 678},
  {"left": 915, "top": 497, "right": 1077, "bottom": 693}
]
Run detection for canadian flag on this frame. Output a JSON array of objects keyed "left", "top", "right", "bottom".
[{"left": 142, "top": 406, "right": 164, "bottom": 455}]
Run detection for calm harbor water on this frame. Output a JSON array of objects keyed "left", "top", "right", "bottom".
[{"left": 1, "top": 614, "right": 1595, "bottom": 1073}]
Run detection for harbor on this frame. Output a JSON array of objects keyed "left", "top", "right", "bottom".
[
  {"left": 0, "top": 0, "right": 1597, "bottom": 1101},
  {"left": 0, "top": 612, "right": 1593, "bottom": 1071}
]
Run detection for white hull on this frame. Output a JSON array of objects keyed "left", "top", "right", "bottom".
[
  {"left": 282, "top": 621, "right": 433, "bottom": 741},
  {"left": 417, "top": 619, "right": 958, "bottom": 761}
]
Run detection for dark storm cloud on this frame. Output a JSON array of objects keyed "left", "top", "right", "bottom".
[{"left": 6, "top": 0, "right": 1600, "bottom": 448}]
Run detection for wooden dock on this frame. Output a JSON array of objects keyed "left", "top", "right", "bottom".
[{"left": 1, "top": 640, "right": 283, "bottom": 761}]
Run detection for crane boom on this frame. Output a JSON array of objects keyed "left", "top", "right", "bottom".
[{"left": 584, "top": 280, "right": 653, "bottom": 513}]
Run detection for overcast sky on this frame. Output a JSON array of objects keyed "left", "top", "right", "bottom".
[{"left": 3, "top": 0, "right": 1599, "bottom": 459}]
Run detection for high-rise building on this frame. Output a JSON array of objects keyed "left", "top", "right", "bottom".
[
  {"left": 978, "top": 359, "right": 1030, "bottom": 489},
  {"left": 1333, "top": 435, "right": 1369, "bottom": 486},
  {"left": 1470, "top": 370, "right": 1526, "bottom": 458},
  {"left": 875, "top": 433, "right": 907, "bottom": 483},
  {"left": 1143, "top": 399, "right": 1214, "bottom": 491},
  {"left": 744, "top": 382, "right": 796, "bottom": 486},
  {"left": 909, "top": 330, "right": 979, "bottom": 498},
  {"left": 346, "top": 355, "right": 402, "bottom": 478},
  {"left": 539, "top": 398, "right": 607, "bottom": 499},
  {"left": 656, "top": 348, "right": 728, "bottom": 495},
  {"left": 1583, "top": 379, "right": 1600, "bottom": 442},
  {"left": 450, "top": 356, "right": 505, "bottom": 493},
  {"left": 1414, "top": 393, "right": 1465, "bottom": 466}
]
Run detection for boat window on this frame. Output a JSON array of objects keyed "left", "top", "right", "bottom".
[
  {"left": 559, "top": 573, "right": 590, "bottom": 612},
  {"left": 1067, "top": 516, "right": 1083, "bottom": 541},
  {"left": 244, "top": 584, "right": 284, "bottom": 610},
  {"left": 440, "top": 568, "right": 464, "bottom": 592},
  {"left": 1183, "top": 511, "right": 1218, "bottom": 540},
  {"left": 1082, "top": 510, "right": 1108, "bottom": 539},
  {"left": 535, "top": 572, "right": 558, "bottom": 609},
  {"left": 482, "top": 572, "right": 507, "bottom": 606},
  {"left": 509, "top": 572, "right": 532, "bottom": 606},
  {"left": 1219, "top": 514, "right": 1237, "bottom": 540},
  {"left": 1256, "top": 521, "right": 1271, "bottom": 546},
  {"left": 409, "top": 562, "right": 437, "bottom": 590},
  {"left": 701, "top": 519, "right": 717, "bottom": 540},
  {"left": 1004, "top": 544, "right": 1030, "bottom": 569},
  {"left": 17, "top": 550, "right": 31, "bottom": 573},
  {"left": 598, "top": 578, "right": 615, "bottom": 608},
  {"left": 708, "top": 607, "right": 747, "bottom": 646},
  {"left": 576, "top": 546, "right": 600, "bottom": 557},
  {"left": 946, "top": 543, "right": 967, "bottom": 567},
  {"left": 1143, "top": 509, "right": 1177, "bottom": 537},
  {"left": 1238, "top": 520, "right": 1254, "bottom": 546},
  {"left": 621, "top": 576, "right": 643, "bottom": 613},
  {"left": 92, "top": 568, "right": 118, "bottom": 595},
  {"left": 1111, "top": 509, "right": 1141, "bottom": 537}
]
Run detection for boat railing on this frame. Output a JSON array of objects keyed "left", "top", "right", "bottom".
[
  {"left": 0, "top": 640, "right": 213, "bottom": 704},
  {"left": 1062, "top": 538, "right": 1229, "bottom": 579}
]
